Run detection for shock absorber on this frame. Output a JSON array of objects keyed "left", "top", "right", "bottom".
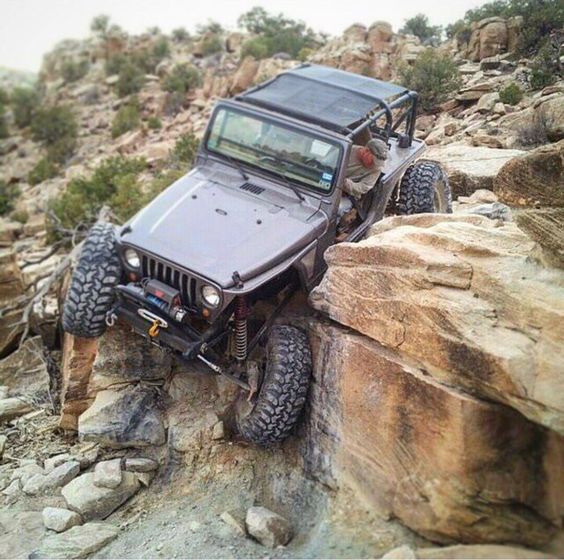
[{"left": 233, "top": 296, "right": 248, "bottom": 362}]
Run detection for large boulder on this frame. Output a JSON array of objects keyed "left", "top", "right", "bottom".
[
  {"left": 229, "top": 56, "right": 259, "bottom": 94},
  {"left": 494, "top": 140, "right": 564, "bottom": 267},
  {"left": 426, "top": 144, "right": 525, "bottom": 197},
  {"left": 303, "top": 322, "right": 563, "bottom": 546},
  {"left": 78, "top": 386, "right": 166, "bottom": 448},
  {"left": 309, "top": 214, "right": 564, "bottom": 435}
]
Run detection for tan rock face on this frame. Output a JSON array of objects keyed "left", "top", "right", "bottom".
[
  {"left": 59, "top": 333, "right": 98, "bottom": 431},
  {"left": 229, "top": 56, "right": 260, "bottom": 94},
  {"left": 304, "top": 322, "right": 562, "bottom": 546},
  {"left": 310, "top": 214, "right": 564, "bottom": 435}
]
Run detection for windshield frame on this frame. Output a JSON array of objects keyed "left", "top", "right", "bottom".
[{"left": 202, "top": 101, "right": 346, "bottom": 196}]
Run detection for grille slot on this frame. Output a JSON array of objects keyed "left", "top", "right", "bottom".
[
  {"left": 141, "top": 254, "right": 197, "bottom": 307},
  {"left": 240, "top": 182, "right": 265, "bottom": 195}
]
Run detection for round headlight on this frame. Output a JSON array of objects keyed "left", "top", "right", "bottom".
[
  {"left": 124, "top": 248, "right": 140, "bottom": 269},
  {"left": 201, "top": 285, "right": 220, "bottom": 308}
]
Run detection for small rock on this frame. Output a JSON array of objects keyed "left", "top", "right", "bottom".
[
  {"left": 0, "top": 397, "right": 33, "bottom": 420},
  {"left": 0, "top": 434, "right": 6, "bottom": 458},
  {"left": 1, "top": 478, "right": 21, "bottom": 500},
  {"left": 42, "top": 507, "right": 82, "bottom": 532},
  {"left": 211, "top": 421, "right": 225, "bottom": 440},
  {"left": 44, "top": 453, "right": 71, "bottom": 473},
  {"left": 245, "top": 506, "right": 293, "bottom": 548},
  {"left": 23, "top": 461, "right": 80, "bottom": 495},
  {"left": 383, "top": 545, "right": 417, "bottom": 559},
  {"left": 0, "top": 386, "right": 8, "bottom": 398},
  {"left": 73, "top": 444, "right": 99, "bottom": 469},
  {"left": 62, "top": 472, "right": 140, "bottom": 521},
  {"left": 30, "top": 522, "right": 119, "bottom": 559},
  {"left": 11, "top": 462, "right": 43, "bottom": 485},
  {"left": 134, "top": 471, "right": 155, "bottom": 487},
  {"left": 94, "top": 459, "right": 122, "bottom": 489},
  {"left": 220, "top": 510, "right": 246, "bottom": 536},
  {"left": 124, "top": 457, "right": 158, "bottom": 472}
]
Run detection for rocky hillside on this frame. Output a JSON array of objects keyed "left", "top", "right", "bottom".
[{"left": 0, "top": 7, "right": 563, "bottom": 559}]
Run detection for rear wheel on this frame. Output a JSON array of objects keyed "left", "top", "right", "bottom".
[
  {"left": 397, "top": 161, "right": 452, "bottom": 215},
  {"left": 235, "top": 325, "right": 312, "bottom": 446},
  {"left": 62, "top": 222, "right": 121, "bottom": 338}
]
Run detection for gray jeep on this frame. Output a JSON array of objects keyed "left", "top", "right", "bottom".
[{"left": 62, "top": 64, "right": 451, "bottom": 445}]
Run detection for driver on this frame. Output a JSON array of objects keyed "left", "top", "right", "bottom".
[{"left": 343, "top": 137, "right": 388, "bottom": 198}]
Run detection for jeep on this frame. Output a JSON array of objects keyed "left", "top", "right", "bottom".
[{"left": 62, "top": 64, "right": 452, "bottom": 445}]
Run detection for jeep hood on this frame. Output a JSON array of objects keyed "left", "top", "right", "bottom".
[{"left": 121, "top": 169, "right": 327, "bottom": 288}]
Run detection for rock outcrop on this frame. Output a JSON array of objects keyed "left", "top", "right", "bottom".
[
  {"left": 464, "top": 16, "right": 523, "bottom": 62},
  {"left": 306, "top": 212, "right": 564, "bottom": 546}
]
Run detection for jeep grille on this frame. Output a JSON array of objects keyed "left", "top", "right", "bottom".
[{"left": 140, "top": 254, "right": 197, "bottom": 306}]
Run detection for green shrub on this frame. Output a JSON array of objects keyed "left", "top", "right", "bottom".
[
  {"left": 117, "top": 62, "right": 145, "bottom": 97},
  {"left": 48, "top": 156, "right": 147, "bottom": 233},
  {"left": 0, "top": 105, "right": 8, "bottom": 139},
  {"left": 400, "top": 14, "right": 442, "bottom": 44},
  {"left": 61, "top": 59, "right": 89, "bottom": 83},
  {"left": 162, "top": 91, "right": 185, "bottom": 116},
  {"left": 90, "top": 14, "right": 110, "bottom": 36},
  {"left": 529, "top": 40, "right": 560, "bottom": 90},
  {"left": 399, "top": 49, "right": 461, "bottom": 112},
  {"left": 169, "top": 132, "right": 199, "bottom": 167},
  {"left": 11, "top": 87, "right": 40, "bottom": 128},
  {"left": 241, "top": 37, "right": 270, "bottom": 60},
  {"left": 162, "top": 64, "right": 201, "bottom": 94},
  {"left": 297, "top": 47, "right": 314, "bottom": 62},
  {"left": 112, "top": 100, "right": 141, "bottom": 138},
  {"left": 196, "top": 21, "right": 224, "bottom": 35},
  {"left": 30, "top": 105, "right": 78, "bottom": 164},
  {"left": 200, "top": 35, "right": 223, "bottom": 56},
  {"left": 28, "top": 157, "right": 59, "bottom": 185},
  {"left": 11, "top": 209, "right": 29, "bottom": 224},
  {"left": 499, "top": 82, "right": 523, "bottom": 105},
  {"left": 31, "top": 105, "right": 77, "bottom": 147},
  {"left": 172, "top": 27, "right": 190, "bottom": 41},
  {"left": 0, "top": 88, "right": 9, "bottom": 105},
  {"left": 105, "top": 53, "right": 127, "bottom": 75},
  {"left": 0, "top": 180, "right": 20, "bottom": 216},
  {"left": 237, "top": 7, "right": 318, "bottom": 59},
  {"left": 147, "top": 116, "right": 162, "bottom": 130},
  {"left": 152, "top": 37, "right": 170, "bottom": 62}
]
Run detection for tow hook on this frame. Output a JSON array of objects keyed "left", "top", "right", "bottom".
[{"left": 105, "top": 310, "right": 118, "bottom": 327}]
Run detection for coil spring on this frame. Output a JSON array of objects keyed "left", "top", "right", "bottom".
[{"left": 234, "top": 296, "right": 247, "bottom": 362}]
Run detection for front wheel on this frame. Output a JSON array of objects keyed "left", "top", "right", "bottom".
[
  {"left": 235, "top": 325, "right": 312, "bottom": 446},
  {"left": 397, "top": 161, "right": 452, "bottom": 215},
  {"left": 62, "top": 222, "right": 121, "bottom": 338}
]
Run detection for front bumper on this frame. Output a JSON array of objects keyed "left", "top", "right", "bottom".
[{"left": 114, "top": 284, "right": 210, "bottom": 358}]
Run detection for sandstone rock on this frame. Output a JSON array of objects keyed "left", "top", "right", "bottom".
[
  {"left": 230, "top": 56, "right": 259, "bottom": 94},
  {"left": 384, "top": 544, "right": 551, "bottom": 559},
  {"left": 0, "top": 336, "right": 50, "bottom": 400},
  {"left": 87, "top": 322, "right": 171, "bottom": 395},
  {"left": 310, "top": 214, "right": 564, "bottom": 435},
  {"left": 220, "top": 510, "right": 246, "bottom": 536},
  {"left": 0, "top": 510, "right": 45, "bottom": 558},
  {"left": 124, "top": 457, "right": 158, "bottom": 472},
  {"left": 0, "top": 248, "right": 25, "bottom": 301},
  {"left": 44, "top": 453, "right": 71, "bottom": 473},
  {"left": 494, "top": 140, "right": 564, "bottom": 208},
  {"left": 211, "top": 420, "right": 225, "bottom": 440},
  {"left": 94, "top": 459, "right": 122, "bottom": 489},
  {"left": 79, "top": 386, "right": 165, "bottom": 448},
  {"left": 11, "top": 462, "right": 44, "bottom": 485},
  {"left": 515, "top": 208, "right": 564, "bottom": 268},
  {"left": 426, "top": 144, "right": 525, "bottom": 196},
  {"left": 0, "top": 434, "right": 6, "bottom": 459},
  {"left": 245, "top": 506, "right": 293, "bottom": 548},
  {"left": 383, "top": 545, "right": 417, "bottom": 559},
  {"left": 476, "top": 92, "right": 500, "bottom": 112},
  {"left": 59, "top": 333, "right": 98, "bottom": 431},
  {"left": 343, "top": 23, "right": 367, "bottom": 43},
  {"left": 479, "top": 20, "right": 508, "bottom": 60},
  {"left": 30, "top": 522, "right": 119, "bottom": 559},
  {"left": 23, "top": 461, "right": 80, "bottom": 495},
  {"left": 62, "top": 472, "right": 140, "bottom": 520},
  {"left": 471, "top": 134, "right": 504, "bottom": 148},
  {"left": 303, "top": 322, "right": 563, "bottom": 546},
  {"left": 42, "top": 507, "right": 82, "bottom": 532},
  {"left": 0, "top": 397, "right": 33, "bottom": 421}
]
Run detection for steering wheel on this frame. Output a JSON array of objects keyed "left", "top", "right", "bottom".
[{"left": 304, "top": 158, "right": 323, "bottom": 169}]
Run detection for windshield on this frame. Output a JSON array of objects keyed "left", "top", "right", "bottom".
[{"left": 206, "top": 107, "right": 342, "bottom": 192}]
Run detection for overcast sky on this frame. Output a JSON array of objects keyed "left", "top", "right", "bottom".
[{"left": 1, "top": 0, "right": 488, "bottom": 72}]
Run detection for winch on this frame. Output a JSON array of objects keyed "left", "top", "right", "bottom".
[{"left": 132, "top": 278, "right": 189, "bottom": 323}]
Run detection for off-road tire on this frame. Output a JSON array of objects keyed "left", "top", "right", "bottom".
[
  {"left": 62, "top": 222, "right": 121, "bottom": 338},
  {"left": 236, "top": 325, "right": 312, "bottom": 446},
  {"left": 397, "top": 161, "right": 452, "bottom": 215}
]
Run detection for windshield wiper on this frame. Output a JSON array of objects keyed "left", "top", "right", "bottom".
[
  {"left": 262, "top": 155, "right": 305, "bottom": 203},
  {"left": 222, "top": 154, "right": 249, "bottom": 181}
]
